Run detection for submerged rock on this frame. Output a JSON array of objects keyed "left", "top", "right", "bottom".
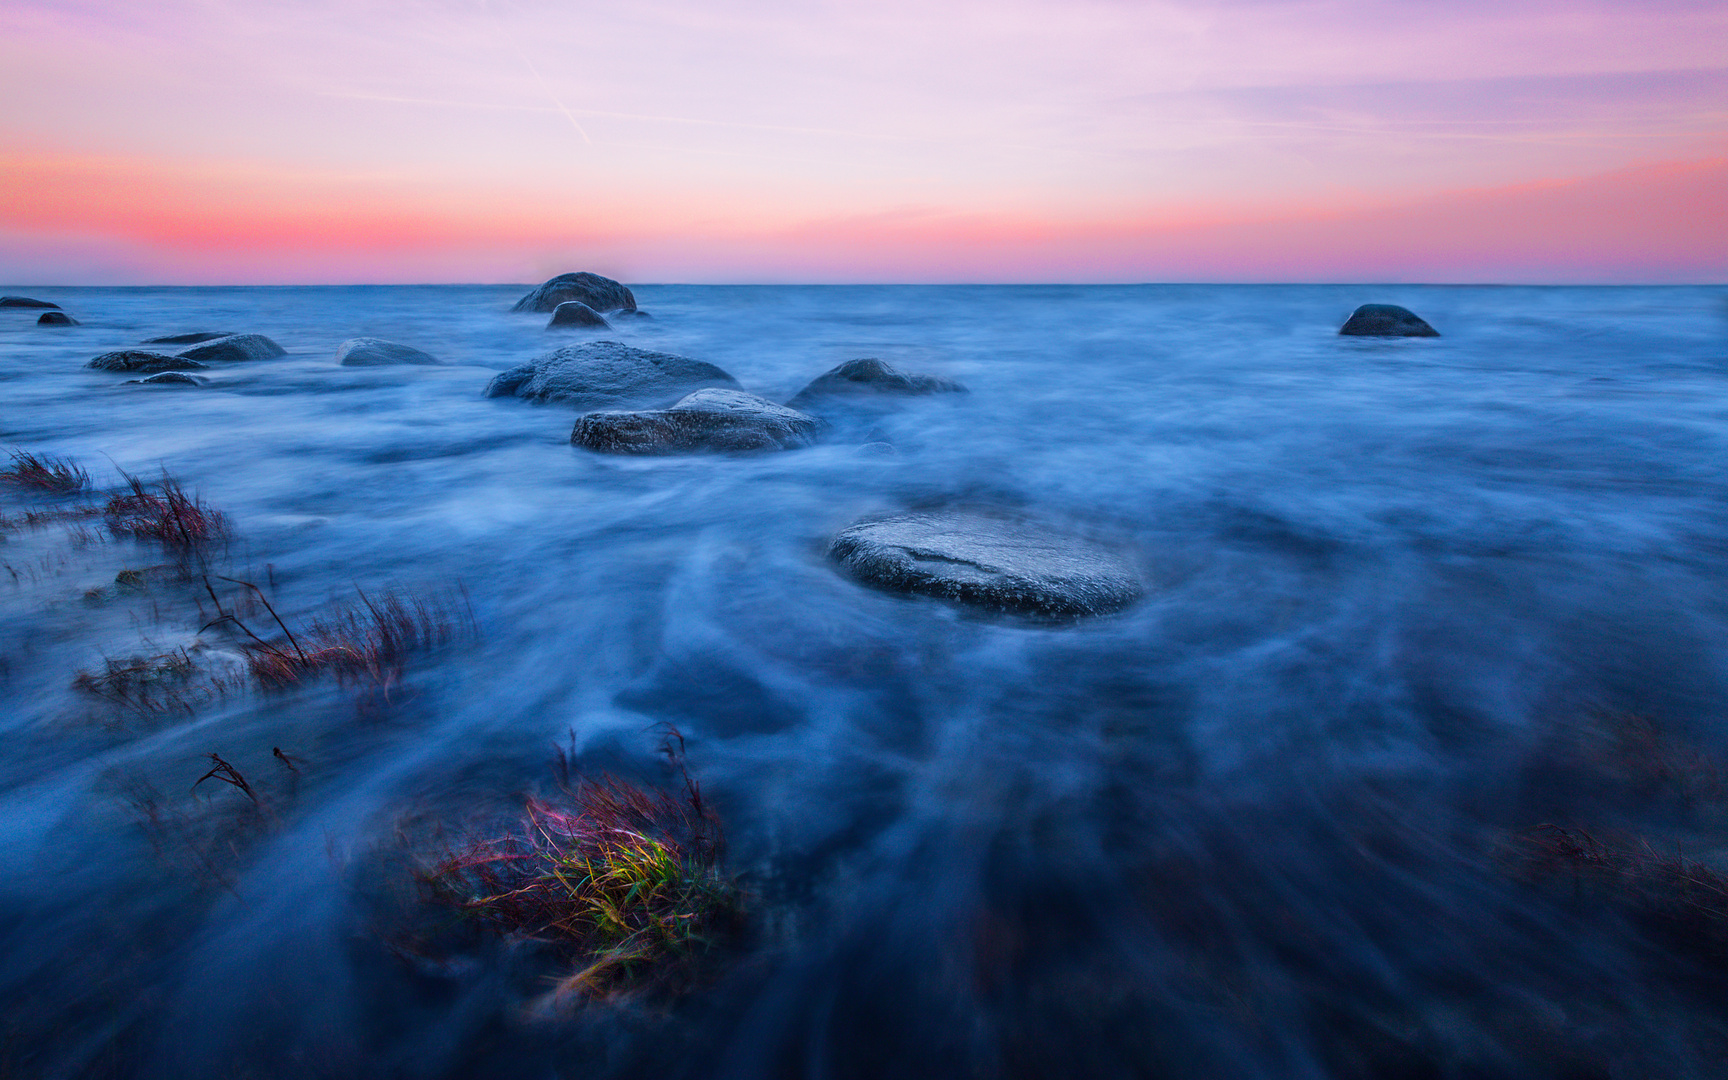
[
  {"left": 787, "top": 358, "right": 966, "bottom": 411},
  {"left": 0, "top": 296, "right": 59, "bottom": 309},
  {"left": 1339, "top": 304, "right": 1439, "bottom": 337},
  {"left": 511, "top": 272, "right": 636, "bottom": 314},
  {"left": 830, "top": 510, "right": 1142, "bottom": 618},
  {"left": 141, "top": 331, "right": 234, "bottom": 345},
  {"left": 37, "top": 311, "right": 78, "bottom": 326},
  {"left": 88, "top": 350, "right": 208, "bottom": 374},
  {"left": 485, "top": 341, "right": 740, "bottom": 410},
  {"left": 547, "top": 301, "right": 611, "bottom": 330},
  {"left": 571, "top": 389, "right": 825, "bottom": 455},
  {"left": 176, "top": 333, "right": 286, "bottom": 363},
  {"left": 335, "top": 337, "right": 439, "bottom": 366},
  {"left": 125, "top": 371, "right": 205, "bottom": 387}
]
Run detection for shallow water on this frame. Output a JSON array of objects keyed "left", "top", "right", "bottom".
[{"left": 2, "top": 283, "right": 1728, "bottom": 1078}]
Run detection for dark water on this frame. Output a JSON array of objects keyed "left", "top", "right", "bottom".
[{"left": 2, "top": 284, "right": 1727, "bottom": 1078}]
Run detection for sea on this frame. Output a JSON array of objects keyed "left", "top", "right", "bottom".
[{"left": 1, "top": 283, "right": 1726, "bottom": 1078}]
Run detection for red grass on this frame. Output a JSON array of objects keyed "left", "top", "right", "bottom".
[
  {"left": 220, "top": 582, "right": 470, "bottom": 690},
  {"left": 1, "top": 449, "right": 89, "bottom": 493},
  {"left": 105, "top": 470, "right": 230, "bottom": 552}
]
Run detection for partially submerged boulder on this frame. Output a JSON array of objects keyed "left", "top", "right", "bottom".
[
  {"left": 335, "top": 337, "right": 438, "bottom": 366},
  {"left": 511, "top": 272, "right": 636, "bottom": 314},
  {"left": 125, "top": 372, "right": 204, "bottom": 387},
  {"left": 485, "top": 341, "right": 740, "bottom": 410},
  {"left": 37, "top": 311, "right": 78, "bottom": 326},
  {"left": 787, "top": 358, "right": 966, "bottom": 411},
  {"left": 571, "top": 389, "right": 824, "bottom": 455},
  {"left": 88, "top": 350, "right": 207, "bottom": 374},
  {"left": 0, "top": 296, "right": 59, "bottom": 309},
  {"left": 176, "top": 333, "right": 286, "bottom": 363},
  {"left": 547, "top": 301, "right": 611, "bottom": 330},
  {"left": 830, "top": 510, "right": 1142, "bottom": 618},
  {"left": 142, "top": 331, "right": 233, "bottom": 345},
  {"left": 1339, "top": 304, "right": 1439, "bottom": 337}
]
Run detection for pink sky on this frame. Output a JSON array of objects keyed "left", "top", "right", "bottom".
[{"left": 3, "top": 0, "right": 1724, "bottom": 284}]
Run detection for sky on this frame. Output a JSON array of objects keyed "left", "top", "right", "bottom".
[{"left": 2, "top": 0, "right": 1724, "bottom": 284}]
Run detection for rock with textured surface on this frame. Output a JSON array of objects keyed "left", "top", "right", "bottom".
[
  {"left": 547, "top": 301, "right": 611, "bottom": 330},
  {"left": 1338, "top": 304, "right": 1439, "bottom": 337},
  {"left": 485, "top": 341, "right": 740, "bottom": 409},
  {"left": 572, "top": 389, "right": 825, "bottom": 455},
  {"left": 335, "top": 337, "right": 439, "bottom": 366},
  {"left": 830, "top": 510, "right": 1142, "bottom": 618},
  {"left": 0, "top": 296, "right": 59, "bottom": 309},
  {"left": 88, "top": 351, "right": 208, "bottom": 374},
  {"left": 176, "top": 333, "right": 286, "bottom": 363},
  {"left": 511, "top": 272, "right": 636, "bottom": 314},
  {"left": 125, "top": 372, "right": 205, "bottom": 386},
  {"left": 37, "top": 311, "right": 78, "bottom": 326},
  {"left": 142, "top": 331, "right": 233, "bottom": 345},
  {"left": 787, "top": 358, "right": 966, "bottom": 410}
]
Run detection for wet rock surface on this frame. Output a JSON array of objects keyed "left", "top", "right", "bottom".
[
  {"left": 485, "top": 341, "right": 741, "bottom": 409},
  {"left": 1339, "top": 304, "right": 1440, "bottom": 337},
  {"left": 141, "top": 331, "right": 234, "bottom": 345},
  {"left": 788, "top": 358, "right": 966, "bottom": 410},
  {"left": 335, "top": 337, "right": 439, "bottom": 366},
  {"left": 830, "top": 510, "right": 1142, "bottom": 618},
  {"left": 547, "top": 301, "right": 611, "bottom": 330},
  {"left": 0, "top": 296, "right": 59, "bottom": 309},
  {"left": 176, "top": 333, "right": 287, "bottom": 363},
  {"left": 571, "top": 388, "right": 825, "bottom": 455},
  {"left": 37, "top": 311, "right": 78, "bottom": 326},
  {"left": 511, "top": 272, "right": 637, "bottom": 314},
  {"left": 87, "top": 350, "right": 208, "bottom": 374},
  {"left": 125, "top": 371, "right": 205, "bottom": 386}
]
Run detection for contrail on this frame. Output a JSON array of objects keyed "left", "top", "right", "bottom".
[{"left": 479, "top": 0, "right": 590, "bottom": 145}]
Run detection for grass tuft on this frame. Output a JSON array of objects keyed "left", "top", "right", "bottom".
[
  {"left": 104, "top": 470, "right": 230, "bottom": 553},
  {"left": 1, "top": 449, "right": 90, "bottom": 493},
  {"left": 220, "top": 582, "right": 469, "bottom": 690}
]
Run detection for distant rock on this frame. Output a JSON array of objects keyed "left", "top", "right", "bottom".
[
  {"left": 1339, "top": 304, "right": 1439, "bottom": 337},
  {"left": 571, "top": 389, "right": 825, "bottom": 455},
  {"left": 610, "top": 309, "right": 653, "bottom": 320},
  {"left": 125, "top": 372, "right": 205, "bottom": 387},
  {"left": 0, "top": 296, "right": 59, "bottom": 310},
  {"left": 37, "top": 311, "right": 78, "bottom": 326},
  {"left": 511, "top": 272, "right": 636, "bottom": 314},
  {"left": 787, "top": 358, "right": 966, "bottom": 411},
  {"left": 335, "top": 337, "right": 439, "bottom": 366},
  {"left": 830, "top": 509, "right": 1142, "bottom": 618},
  {"left": 176, "top": 333, "right": 286, "bottom": 363},
  {"left": 141, "top": 331, "right": 233, "bottom": 345},
  {"left": 88, "top": 350, "right": 208, "bottom": 374},
  {"left": 485, "top": 341, "right": 740, "bottom": 410},
  {"left": 547, "top": 301, "right": 611, "bottom": 330}
]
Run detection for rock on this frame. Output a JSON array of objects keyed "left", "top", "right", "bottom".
[
  {"left": 125, "top": 372, "right": 205, "bottom": 386},
  {"left": 547, "top": 301, "right": 611, "bottom": 330},
  {"left": 0, "top": 296, "right": 59, "bottom": 309},
  {"left": 830, "top": 510, "right": 1142, "bottom": 618},
  {"left": 141, "top": 331, "right": 233, "bottom": 345},
  {"left": 787, "top": 358, "right": 966, "bottom": 410},
  {"left": 485, "top": 341, "right": 741, "bottom": 409},
  {"left": 610, "top": 309, "right": 653, "bottom": 320},
  {"left": 175, "top": 333, "right": 286, "bottom": 363},
  {"left": 571, "top": 389, "right": 825, "bottom": 455},
  {"left": 37, "top": 311, "right": 78, "bottom": 326},
  {"left": 335, "top": 337, "right": 439, "bottom": 366},
  {"left": 88, "top": 350, "right": 208, "bottom": 374},
  {"left": 511, "top": 272, "right": 636, "bottom": 314},
  {"left": 1339, "top": 304, "right": 1439, "bottom": 337}
]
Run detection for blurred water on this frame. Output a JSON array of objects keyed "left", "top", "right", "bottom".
[{"left": 1, "top": 284, "right": 1727, "bottom": 1078}]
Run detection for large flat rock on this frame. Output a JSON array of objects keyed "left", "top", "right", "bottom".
[
  {"left": 830, "top": 510, "right": 1142, "bottom": 618},
  {"left": 88, "top": 350, "right": 208, "bottom": 373},
  {"left": 571, "top": 388, "right": 824, "bottom": 454},
  {"left": 335, "top": 337, "right": 439, "bottom": 366},
  {"left": 485, "top": 341, "right": 740, "bottom": 409},
  {"left": 176, "top": 333, "right": 287, "bottom": 363}
]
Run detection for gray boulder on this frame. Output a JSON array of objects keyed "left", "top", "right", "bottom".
[
  {"left": 37, "top": 311, "right": 78, "bottom": 326},
  {"left": 547, "top": 301, "right": 611, "bottom": 330},
  {"left": 485, "top": 341, "right": 740, "bottom": 409},
  {"left": 142, "top": 331, "right": 233, "bottom": 345},
  {"left": 0, "top": 296, "right": 59, "bottom": 309},
  {"left": 88, "top": 350, "right": 208, "bottom": 374},
  {"left": 1339, "top": 304, "right": 1439, "bottom": 337},
  {"left": 335, "top": 337, "right": 439, "bottom": 366},
  {"left": 125, "top": 372, "right": 205, "bottom": 387},
  {"left": 830, "top": 510, "right": 1142, "bottom": 618},
  {"left": 176, "top": 333, "right": 286, "bottom": 363},
  {"left": 571, "top": 389, "right": 825, "bottom": 455},
  {"left": 787, "top": 358, "right": 966, "bottom": 410},
  {"left": 511, "top": 272, "right": 636, "bottom": 314}
]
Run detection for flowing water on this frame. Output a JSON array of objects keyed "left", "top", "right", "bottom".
[{"left": 2, "top": 284, "right": 1727, "bottom": 1078}]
